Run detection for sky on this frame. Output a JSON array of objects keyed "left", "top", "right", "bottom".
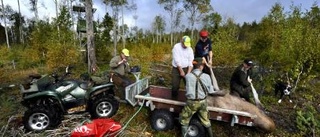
[{"left": 2, "top": 0, "right": 319, "bottom": 30}]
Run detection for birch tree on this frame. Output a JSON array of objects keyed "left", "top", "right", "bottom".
[
  {"left": 0, "top": 1, "right": 10, "bottom": 48},
  {"left": 183, "top": 0, "right": 211, "bottom": 39},
  {"left": 152, "top": 15, "right": 166, "bottom": 43},
  {"left": 158, "top": 0, "right": 180, "bottom": 46},
  {"left": 103, "top": 0, "right": 128, "bottom": 56},
  {"left": 29, "top": 0, "right": 39, "bottom": 22}
]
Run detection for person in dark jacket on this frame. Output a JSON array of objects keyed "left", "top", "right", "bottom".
[
  {"left": 230, "top": 59, "right": 254, "bottom": 102},
  {"left": 194, "top": 30, "right": 213, "bottom": 75}
]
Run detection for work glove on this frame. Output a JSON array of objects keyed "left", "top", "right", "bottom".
[{"left": 247, "top": 77, "right": 252, "bottom": 83}]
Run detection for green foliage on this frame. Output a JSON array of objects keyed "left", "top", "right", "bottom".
[
  {"left": 295, "top": 106, "right": 320, "bottom": 136},
  {"left": 0, "top": 46, "right": 13, "bottom": 66},
  {"left": 212, "top": 20, "right": 246, "bottom": 66},
  {"left": 46, "top": 43, "right": 81, "bottom": 69},
  {"left": 0, "top": 92, "right": 21, "bottom": 126}
]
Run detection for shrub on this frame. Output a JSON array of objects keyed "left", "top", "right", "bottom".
[{"left": 295, "top": 105, "right": 320, "bottom": 137}]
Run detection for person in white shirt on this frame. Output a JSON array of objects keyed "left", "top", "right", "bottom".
[{"left": 171, "top": 36, "right": 194, "bottom": 98}]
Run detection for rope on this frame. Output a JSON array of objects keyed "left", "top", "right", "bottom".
[{"left": 111, "top": 99, "right": 146, "bottom": 137}]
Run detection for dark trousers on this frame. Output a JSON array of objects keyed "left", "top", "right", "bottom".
[
  {"left": 112, "top": 73, "right": 133, "bottom": 99},
  {"left": 203, "top": 64, "right": 211, "bottom": 76},
  {"left": 171, "top": 67, "right": 188, "bottom": 98}
]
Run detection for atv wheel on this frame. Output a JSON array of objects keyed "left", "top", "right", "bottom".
[
  {"left": 23, "top": 106, "right": 55, "bottom": 131},
  {"left": 187, "top": 118, "right": 206, "bottom": 137},
  {"left": 150, "top": 109, "right": 174, "bottom": 131},
  {"left": 90, "top": 96, "right": 119, "bottom": 118}
]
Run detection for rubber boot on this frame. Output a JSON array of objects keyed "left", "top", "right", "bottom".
[
  {"left": 206, "top": 126, "right": 214, "bottom": 137},
  {"left": 181, "top": 125, "right": 188, "bottom": 137}
]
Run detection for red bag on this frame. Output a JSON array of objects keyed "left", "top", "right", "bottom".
[{"left": 71, "top": 118, "right": 122, "bottom": 137}]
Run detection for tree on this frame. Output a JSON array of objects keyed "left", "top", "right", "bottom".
[
  {"left": 99, "top": 12, "right": 113, "bottom": 44},
  {"left": 152, "top": 15, "right": 166, "bottom": 43},
  {"left": 183, "top": 0, "right": 211, "bottom": 39},
  {"left": 85, "top": 0, "right": 97, "bottom": 73},
  {"left": 103, "top": 0, "right": 128, "bottom": 56},
  {"left": 0, "top": 1, "right": 11, "bottom": 48},
  {"left": 158, "top": 0, "right": 180, "bottom": 46},
  {"left": 8, "top": 12, "right": 25, "bottom": 44},
  {"left": 202, "top": 12, "right": 221, "bottom": 34},
  {"left": 29, "top": 0, "right": 39, "bottom": 22},
  {"left": 17, "top": 0, "right": 24, "bottom": 44},
  {"left": 252, "top": 2, "right": 286, "bottom": 68}
]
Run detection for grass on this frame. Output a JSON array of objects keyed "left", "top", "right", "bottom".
[
  {"left": 0, "top": 44, "right": 319, "bottom": 136},
  {"left": 0, "top": 78, "right": 319, "bottom": 136}
]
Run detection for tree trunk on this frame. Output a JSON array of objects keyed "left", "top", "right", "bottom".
[
  {"left": 85, "top": 0, "right": 97, "bottom": 73},
  {"left": 54, "top": 0, "right": 60, "bottom": 38},
  {"left": 121, "top": 5, "right": 125, "bottom": 48},
  {"left": 112, "top": 9, "right": 117, "bottom": 56},
  {"left": 1, "top": 0, "right": 10, "bottom": 48},
  {"left": 17, "top": 0, "right": 24, "bottom": 44}
]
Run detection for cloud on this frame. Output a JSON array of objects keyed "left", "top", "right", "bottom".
[{"left": 2, "top": 0, "right": 317, "bottom": 30}]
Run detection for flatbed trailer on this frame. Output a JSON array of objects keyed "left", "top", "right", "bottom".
[{"left": 124, "top": 78, "right": 257, "bottom": 136}]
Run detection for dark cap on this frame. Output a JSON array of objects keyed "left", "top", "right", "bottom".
[
  {"left": 193, "top": 57, "right": 204, "bottom": 65},
  {"left": 244, "top": 59, "right": 254, "bottom": 66}
]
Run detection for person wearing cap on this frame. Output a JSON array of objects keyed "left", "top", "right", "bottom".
[
  {"left": 171, "top": 36, "right": 194, "bottom": 98},
  {"left": 229, "top": 59, "right": 254, "bottom": 102},
  {"left": 180, "top": 57, "right": 214, "bottom": 137},
  {"left": 109, "top": 48, "right": 133, "bottom": 100},
  {"left": 194, "top": 30, "right": 213, "bottom": 74}
]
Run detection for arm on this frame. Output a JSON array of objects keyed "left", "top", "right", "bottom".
[
  {"left": 187, "top": 48, "right": 194, "bottom": 74},
  {"left": 239, "top": 71, "right": 251, "bottom": 87},
  {"left": 172, "top": 46, "right": 185, "bottom": 77},
  {"left": 208, "top": 40, "right": 213, "bottom": 65},
  {"left": 172, "top": 46, "right": 181, "bottom": 67},
  {"left": 208, "top": 51, "right": 213, "bottom": 65},
  {"left": 177, "top": 66, "right": 186, "bottom": 77},
  {"left": 109, "top": 57, "right": 120, "bottom": 68}
]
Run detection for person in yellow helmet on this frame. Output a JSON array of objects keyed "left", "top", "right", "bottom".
[
  {"left": 109, "top": 48, "right": 132, "bottom": 100},
  {"left": 171, "top": 36, "right": 194, "bottom": 98}
]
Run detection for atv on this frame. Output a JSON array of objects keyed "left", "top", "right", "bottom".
[{"left": 20, "top": 66, "right": 119, "bottom": 132}]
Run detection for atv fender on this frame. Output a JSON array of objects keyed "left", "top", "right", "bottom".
[
  {"left": 21, "top": 90, "right": 65, "bottom": 112},
  {"left": 88, "top": 83, "right": 114, "bottom": 97}
]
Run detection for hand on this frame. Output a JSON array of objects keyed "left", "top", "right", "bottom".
[
  {"left": 118, "top": 59, "right": 127, "bottom": 65},
  {"left": 248, "top": 77, "right": 252, "bottom": 83},
  {"left": 208, "top": 60, "right": 212, "bottom": 66},
  {"left": 180, "top": 71, "right": 185, "bottom": 77}
]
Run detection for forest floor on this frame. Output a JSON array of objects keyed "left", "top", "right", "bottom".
[
  {"left": 0, "top": 81, "right": 319, "bottom": 137},
  {"left": 0, "top": 66, "right": 319, "bottom": 137}
]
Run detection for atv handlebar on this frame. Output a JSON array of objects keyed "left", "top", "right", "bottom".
[{"left": 51, "top": 65, "right": 73, "bottom": 83}]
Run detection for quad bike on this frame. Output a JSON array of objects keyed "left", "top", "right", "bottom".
[{"left": 20, "top": 66, "right": 119, "bottom": 132}]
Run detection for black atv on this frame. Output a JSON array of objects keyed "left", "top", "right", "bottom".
[{"left": 20, "top": 66, "right": 119, "bottom": 132}]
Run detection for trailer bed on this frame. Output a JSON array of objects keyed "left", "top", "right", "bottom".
[{"left": 125, "top": 78, "right": 255, "bottom": 128}]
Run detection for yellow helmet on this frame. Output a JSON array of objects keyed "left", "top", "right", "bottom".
[{"left": 122, "top": 48, "right": 129, "bottom": 56}]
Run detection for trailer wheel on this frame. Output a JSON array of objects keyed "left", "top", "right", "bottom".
[
  {"left": 150, "top": 109, "right": 174, "bottom": 131},
  {"left": 187, "top": 118, "right": 206, "bottom": 137}
]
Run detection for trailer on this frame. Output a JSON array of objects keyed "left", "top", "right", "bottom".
[{"left": 124, "top": 77, "right": 257, "bottom": 137}]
